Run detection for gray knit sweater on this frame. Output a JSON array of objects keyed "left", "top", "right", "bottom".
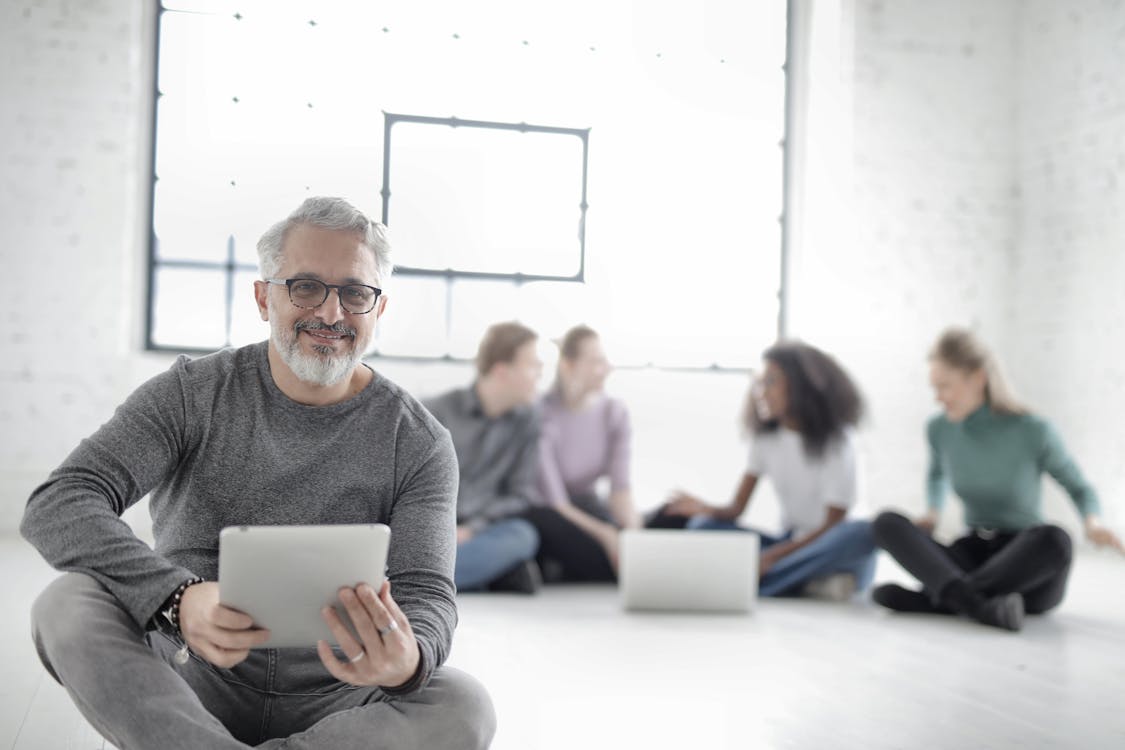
[{"left": 21, "top": 342, "right": 458, "bottom": 695}]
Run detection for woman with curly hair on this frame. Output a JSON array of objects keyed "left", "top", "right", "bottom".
[
  {"left": 871, "top": 328, "right": 1123, "bottom": 631},
  {"left": 665, "top": 341, "right": 877, "bottom": 599}
]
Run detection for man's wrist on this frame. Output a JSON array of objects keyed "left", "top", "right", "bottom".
[
  {"left": 381, "top": 644, "right": 427, "bottom": 695},
  {"left": 151, "top": 576, "right": 205, "bottom": 636}
]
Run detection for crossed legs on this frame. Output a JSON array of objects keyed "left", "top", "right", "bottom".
[{"left": 32, "top": 573, "right": 495, "bottom": 749}]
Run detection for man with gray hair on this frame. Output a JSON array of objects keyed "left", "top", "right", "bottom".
[{"left": 21, "top": 196, "right": 495, "bottom": 749}]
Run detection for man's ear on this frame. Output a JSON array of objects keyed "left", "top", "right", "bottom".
[
  {"left": 482, "top": 361, "right": 505, "bottom": 384},
  {"left": 254, "top": 280, "right": 270, "bottom": 321},
  {"left": 373, "top": 293, "right": 389, "bottom": 321},
  {"left": 493, "top": 360, "right": 516, "bottom": 386}
]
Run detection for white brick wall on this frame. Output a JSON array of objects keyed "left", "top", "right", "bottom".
[
  {"left": 795, "top": 0, "right": 1021, "bottom": 535},
  {"left": 1006, "top": 0, "right": 1125, "bottom": 530},
  {"left": 0, "top": 1, "right": 750, "bottom": 536},
  {"left": 794, "top": 0, "right": 1123, "bottom": 538},
  {"left": 0, "top": 1, "right": 168, "bottom": 533},
  {"left": 1, "top": 0, "right": 1120, "bottom": 541}
]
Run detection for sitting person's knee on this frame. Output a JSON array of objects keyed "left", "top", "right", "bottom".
[
  {"left": 510, "top": 518, "right": 540, "bottom": 555},
  {"left": 836, "top": 519, "right": 877, "bottom": 549},
  {"left": 428, "top": 668, "right": 496, "bottom": 749},
  {"left": 31, "top": 573, "right": 104, "bottom": 682},
  {"left": 872, "top": 510, "right": 910, "bottom": 544},
  {"left": 32, "top": 573, "right": 101, "bottom": 638},
  {"left": 1030, "top": 524, "right": 1072, "bottom": 565}
]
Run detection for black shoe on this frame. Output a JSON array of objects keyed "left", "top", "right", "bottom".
[
  {"left": 940, "top": 579, "right": 1024, "bottom": 631},
  {"left": 539, "top": 558, "right": 566, "bottom": 584},
  {"left": 974, "top": 592, "right": 1025, "bottom": 632},
  {"left": 873, "top": 583, "right": 935, "bottom": 612},
  {"left": 489, "top": 560, "right": 543, "bottom": 594}
]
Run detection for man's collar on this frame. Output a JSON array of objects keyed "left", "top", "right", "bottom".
[
  {"left": 462, "top": 382, "right": 486, "bottom": 417},
  {"left": 464, "top": 380, "right": 531, "bottom": 420}
]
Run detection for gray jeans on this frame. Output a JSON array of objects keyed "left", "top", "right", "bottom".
[{"left": 31, "top": 573, "right": 495, "bottom": 749}]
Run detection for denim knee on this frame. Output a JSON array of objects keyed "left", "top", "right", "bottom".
[
  {"left": 833, "top": 519, "right": 877, "bottom": 554},
  {"left": 427, "top": 667, "right": 497, "bottom": 749},
  {"left": 31, "top": 573, "right": 103, "bottom": 684},
  {"left": 504, "top": 517, "right": 540, "bottom": 558}
]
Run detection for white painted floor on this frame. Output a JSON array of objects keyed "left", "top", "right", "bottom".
[{"left": 2, "top": 535, "right": 1124, "bottom": 749}]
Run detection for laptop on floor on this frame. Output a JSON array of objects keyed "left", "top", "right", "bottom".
[{"left": 620, "top": 529, "right": 759, "bottom": 613}]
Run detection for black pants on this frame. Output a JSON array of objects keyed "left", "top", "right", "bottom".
[
  {"left": 524, "top": 496, "right": 616, "bottom": 583},
  {"left": 642, "top": 502, "right": 691, "bottom": 529},
  {"left": 872, "top": 510, "right": 1072, "bottom": 614}
]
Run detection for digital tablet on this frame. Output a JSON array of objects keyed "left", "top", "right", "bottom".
[{"left": 218, "top": 523, "right": 391, "bottom": 649}]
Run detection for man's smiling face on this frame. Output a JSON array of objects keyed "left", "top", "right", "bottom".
[{"left": 258, "top": 223, "right": 382, "bottom": 387}]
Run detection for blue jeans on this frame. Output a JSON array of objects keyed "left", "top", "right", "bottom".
[
  {"left": 455, "top": 517, "right": 539, "bottom": 591},
  {"left": 687, "top": 517, "right": 877, "bottom": 597}
]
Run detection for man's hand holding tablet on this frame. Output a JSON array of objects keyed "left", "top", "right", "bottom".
[
  {"left": 179, "top": 582, "right": 273, "bottom": 668},
  {"left": 317, "top": 580, "right": 421, "bottom": 689},
  {"left": 202, "top": 524, "right": 403, "bottom": 685}
]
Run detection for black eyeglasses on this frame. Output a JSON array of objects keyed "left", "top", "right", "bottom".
[{"left": 265, "top": 278, "right": 383, "bottom": 315}]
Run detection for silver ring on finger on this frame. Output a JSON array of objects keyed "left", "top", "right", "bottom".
[
  {"left": 349, "top": 649, "right": 366, "bottom": 663},
  {"left": 377, "top": 620, "right": 399, "bottom": 638}
]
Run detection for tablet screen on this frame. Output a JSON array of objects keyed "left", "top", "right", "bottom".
[{"left": 218, "top": 523, "right": 391, "bottom": 648}]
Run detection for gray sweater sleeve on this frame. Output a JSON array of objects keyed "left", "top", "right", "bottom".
[
  {"left": 20, "top": 362, "right": 198, "bottom": 628},
  {"left": 381, "top": 424, "right": 460, "bottom": 695},
  {"left": 22, "top": 348, "right": 461, "bottom": 697}
]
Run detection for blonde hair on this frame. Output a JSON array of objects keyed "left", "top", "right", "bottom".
[{"left": 930, "top": 328, "right": 1027, "bottom": 416}]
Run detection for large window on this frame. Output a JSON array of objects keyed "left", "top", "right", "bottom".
[{"left": 149, "top": 0, "right": 789, "bottom": 368}]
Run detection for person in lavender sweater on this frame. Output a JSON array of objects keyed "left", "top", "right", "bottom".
[{"left": 526, "top": 326, "right": 640, "bottom": 582}]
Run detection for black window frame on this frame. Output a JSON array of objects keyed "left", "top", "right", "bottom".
[
  {"left": 381, "top": 112, "right": 590, "bottom": 285},
  {"left": 143, "top": 0, "right": 796, "bottom": 367}
]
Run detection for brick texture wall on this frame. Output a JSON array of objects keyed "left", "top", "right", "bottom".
[
  {"left": 1007, "top": 0, "right": 1125, "bottom": 530},
  {"left": 0, "top": 1, "right": 161, "bottom": 532},
  {"left": 1, "top": 0, "right": 1121, "bottom": 539},
  {"left": 797, "top": 0, "right": 1020, "bottom": 534}
]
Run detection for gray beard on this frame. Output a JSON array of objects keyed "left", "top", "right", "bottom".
[{"left": 269, "top": 301, "right": 363, "bottom": 387}]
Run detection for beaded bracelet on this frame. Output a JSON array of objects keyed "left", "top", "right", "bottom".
[
  {"left": 165, "top": 576, "right": 205, "bottom": 635},
  {"left": 162, "top": 576, "right": 204, "bottom": 664}
]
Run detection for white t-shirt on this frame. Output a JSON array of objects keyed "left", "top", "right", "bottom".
[{"left": 746, "top": 428, "right": 857, "bottom": 537}]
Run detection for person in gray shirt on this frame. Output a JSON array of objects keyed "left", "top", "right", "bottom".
[
  {"left": 424, "top": 321, "right": 544, "bottom": 594},
  {"left": 21, "top": 196, "right": 494, "bottom": 749}
]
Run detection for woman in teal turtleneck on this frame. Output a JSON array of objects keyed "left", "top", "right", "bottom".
[{"left": 872, "top": 328, "right": 1123, "bottom": 631}]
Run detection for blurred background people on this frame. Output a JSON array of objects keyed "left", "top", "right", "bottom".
[
  {"left": 872, "top": 327, "right": 1124, "bottom": 631},
  {"left": 425, "top": 322, "right": 545, "bottom": 594},
  {"left": 666, "top": 341, "right": 876, "bottom": 600},
  {"left": 528, "top": 326, "right": 640, "bottom": 582}
]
